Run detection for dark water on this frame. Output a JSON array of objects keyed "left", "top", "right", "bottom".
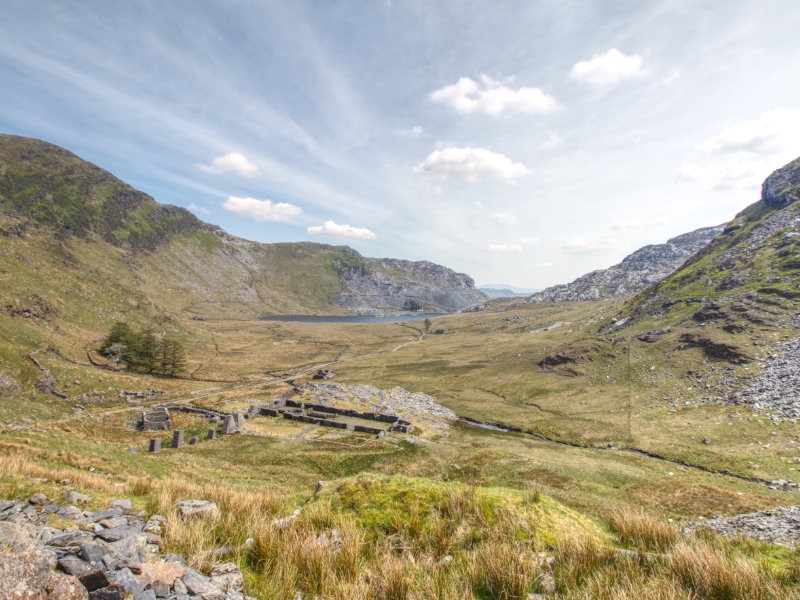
[{"left": 260, "top": 313, "right": 445, "bottom": 324}]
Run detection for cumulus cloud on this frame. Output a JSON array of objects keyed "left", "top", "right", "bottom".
[
  {"left": 222, "top": 196, "right": 302, "bottom": 222},
  {"left": 570, "top": 49, "right": 645, "bottom": 85},
  {"left": 487, "top": 243, "right": 522, "bottom": 253},
  {"left": 307, "top": 220, "right": 377, "bottom": 240},
  {"left": 414, "top": 147, "right": 530, "bottom": 182},
  {"left": 197, "top": 152, "right": 260, "bottom": 177},
  {"left": 562, "top": 235, "right": 620, "bottom": 255},
  {"left": 431, "top": 74, "right": 559, "bottom": 116},
  {"left": 187, "top": 203, "right": 210, "bottom": 215},
  {"left": 490, "top": 212, "right": 519, "bottom": 226},
  {"left": 397, "top": 125, "right": 424, "bottom": 138},
  {"left": 676, "top": 108, "right": 800, "bottom": 191}
]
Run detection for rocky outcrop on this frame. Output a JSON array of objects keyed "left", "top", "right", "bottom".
[
  {"left": 762, "top": 155, "right": 800, "bottom": 209},
  {"left": 528, "top": 225, "right": 724, "bottom": 303},
  {"left": 335, "top": 259, "right": 486, "bottom": 314},
  {"left": 0, "top": 494, "right": 253, "bottom": 600}
]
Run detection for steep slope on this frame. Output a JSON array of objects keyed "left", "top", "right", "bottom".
[
  {"left": 0, "top": 134, "right": 485, "bottom": 320},
  {"left": 627, "top": 156, "right": 800, "bottom": 327},
  {"left": 528, "top": 225, "right": 724, "bottom": 303}
]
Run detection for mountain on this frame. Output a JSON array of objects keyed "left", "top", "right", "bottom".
[
  {"left": 626, "top": 155, "right": 800, "bottom": 332},
  {"left": 0, "top": 134, "right": 485, "bottom": 320},
  {"left": 527, "top": 225, "right": 724, "bottom": 303}
]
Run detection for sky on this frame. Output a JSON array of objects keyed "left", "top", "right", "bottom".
[{"left": 1, "top": 1, "right": 800, "bottom": 288}]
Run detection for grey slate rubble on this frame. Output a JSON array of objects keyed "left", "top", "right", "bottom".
[
  {"left": 729, "top": 333, "right": 800, "bottom": 420},
  {"left": 0, "top": 494, "right": 253, "bottom": 600},
  {"left": 524, "top": 225, "right": 725, "bottom": 303},
  {"left": 686, "top": 505, "right": 800, "bottom": 546}
]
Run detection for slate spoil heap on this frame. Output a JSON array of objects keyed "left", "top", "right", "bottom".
[
  {"left": 0, "top": 493, "right": 254, "bottom": 600},
  {"left": 686, "top": 505, "right": 800, "bottom": 547}
]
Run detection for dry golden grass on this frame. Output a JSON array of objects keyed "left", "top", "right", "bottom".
[{"left": 610, "top": 506, "right": 679, "bottom": 552}]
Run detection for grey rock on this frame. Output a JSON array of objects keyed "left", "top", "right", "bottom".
[
  {"left": 99, "top": 516, "right": 128, "bottom": 529},
  {"left": 64, "top": 490, "right": 93, "bottom": 504},
  {"left": 0, "top": 373, "right": 20, "bottom": 394},
  {"left": 35, "top": 370, "right": 58, "bottom": 394},
  {"left": 80, "top": 540, "right": 110, "bottom": 564},
  {"left": 113, "top": 567, "right": 144, "bottom": 596},
  {"left": 29, "top": 492, "right": 48, "bottom": 505},
  {"left": 762, "top": 155, "right": 800, "bottom": 209},
  {"left": 95, "top": 524, "right": 144, "bottom": 543},
  {"left": 149, "top": 438, "right": 161, "bottom": 453},
  {"left": 110, "top": 499, "right": 132, "bottom": 511},
  {"left": 177, "top": 500, "right": 220, "bottom": 519},
  {"left": 173, "top": 576, "right": 188, "bottom": 594},
  {"left": 526, "top": 225, "right": 725, "bottom": 303},
  {"left": 58, "top": 554, "right": 91, "bottom": 577},
  {"left": 209, "top": 562, "right": 243, "bottom": 592},
  {"left": 79, "top": 567, "right": 111, "bottom": 591},
  {"left": 182, "top": 567, "right": 219, "bottom": 595}
]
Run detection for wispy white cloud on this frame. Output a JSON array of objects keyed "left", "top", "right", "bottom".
[
  {"left": 487, "top": 243, "right": 522, "bottom": 253},
  {"left": 307, "top": 220, "right": 376, "bottom": 240},
  {"left": 541, "top": 133, "right": 564, "bottom": 149},
  {"left": 197, "top": 152, "right": 260, "bottom": 177},
  {"left": 570, "top": 49, "right": 645, "bottom": 85},
  {"left": 612, "top": 219, "right": 666, "bottom": 230},
  {"left": 396, "top": 125, "right": 424, "bottom": 138},
  {"left": 222, "top": 196, "right": 302, "bottom": 222},
  {"left": 187, "top": 202, "right": 211, "bottom": 215},
  {"left": 676, "top": 108, "right": 800, "bottom": 191},
  {"left": 490, "top": 212, "right": 518, "bottom": 226},
  {"left": 562, "top": 235, "right": 620, "bottom": 255},
  {"left": 431, "top": 74, "right": 559, "bottom": 116},
  {"left": 698, "top": 108, "right": 800, "bottom": 155},
  {"left": 414, "top": 147, "right": 529, "bottom": 182}
]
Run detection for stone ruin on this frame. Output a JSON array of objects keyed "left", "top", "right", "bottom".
[
  {"left": 243, "top": 397, "right": 414, "bottom": 436},
  {"left": 138, "top": 407, "right": 171, "bottom": 431},
  {"left": 313, "top": 369, "right": 336, "bottom": 380}
]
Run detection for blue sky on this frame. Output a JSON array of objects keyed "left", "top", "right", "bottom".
[{"left": 2, "top": 1, "right": 800, "bottom": 287}]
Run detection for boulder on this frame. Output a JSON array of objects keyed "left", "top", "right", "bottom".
[
  {"left": 0, "top": 550, "right": 88, "bottom": 599},
  {"left": 63, "top": 491, "right": 92, "bottom": 505},
  {"left": 35, "top": 370, "right": 58, "bottom": 394},
  {"left": 177, "top": 500, "right": 220, "bottom": 519},
  {"left": 0, "top": 374, "right": 20, "bottom": 395},
  {"left": 209, "top": 562, "right": 244, "bottom": 592}
]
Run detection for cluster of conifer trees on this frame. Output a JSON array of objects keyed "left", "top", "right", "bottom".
[{"left": 100, "top": 322, "right": 187, "bottom": 376}]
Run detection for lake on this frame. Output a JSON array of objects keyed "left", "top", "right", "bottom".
[{"left": 260, "top": 313, "right": 445, "bottom": 324}]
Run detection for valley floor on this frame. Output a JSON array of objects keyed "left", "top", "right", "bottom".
[{"left": 2, "top": 301, "right": 800, "bottom": 598}]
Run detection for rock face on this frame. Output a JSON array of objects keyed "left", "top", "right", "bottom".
[
  {"left": 528, "top": 225, "right": 724, "bottom": 302},
  {"left": 335, "top": 258, "right": 486, "bottom": 315},
  {"left": 762, "top": 155, "right": 800, "bottom": 209}
]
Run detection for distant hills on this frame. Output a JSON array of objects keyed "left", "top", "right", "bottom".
[
  {"left": 478, "top": 285, "right": 539, "bottom": 299},
  {"left": 0, "top": 134, "right": 485, "bottom": 321}
]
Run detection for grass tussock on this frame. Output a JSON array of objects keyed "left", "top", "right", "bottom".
[
  {"left": 610, "top": 506, "right": 679, "bottom": 552},
  {"left": 2, "top": 453, "right": 798, "bottom": 599}
]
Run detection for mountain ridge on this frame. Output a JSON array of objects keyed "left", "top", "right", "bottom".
[
  {"left": 0, "top": 134, "right": 485, "bottom": 318},
  {"left": 526, "top": 225, "right": 725, "bottom": 303}
]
